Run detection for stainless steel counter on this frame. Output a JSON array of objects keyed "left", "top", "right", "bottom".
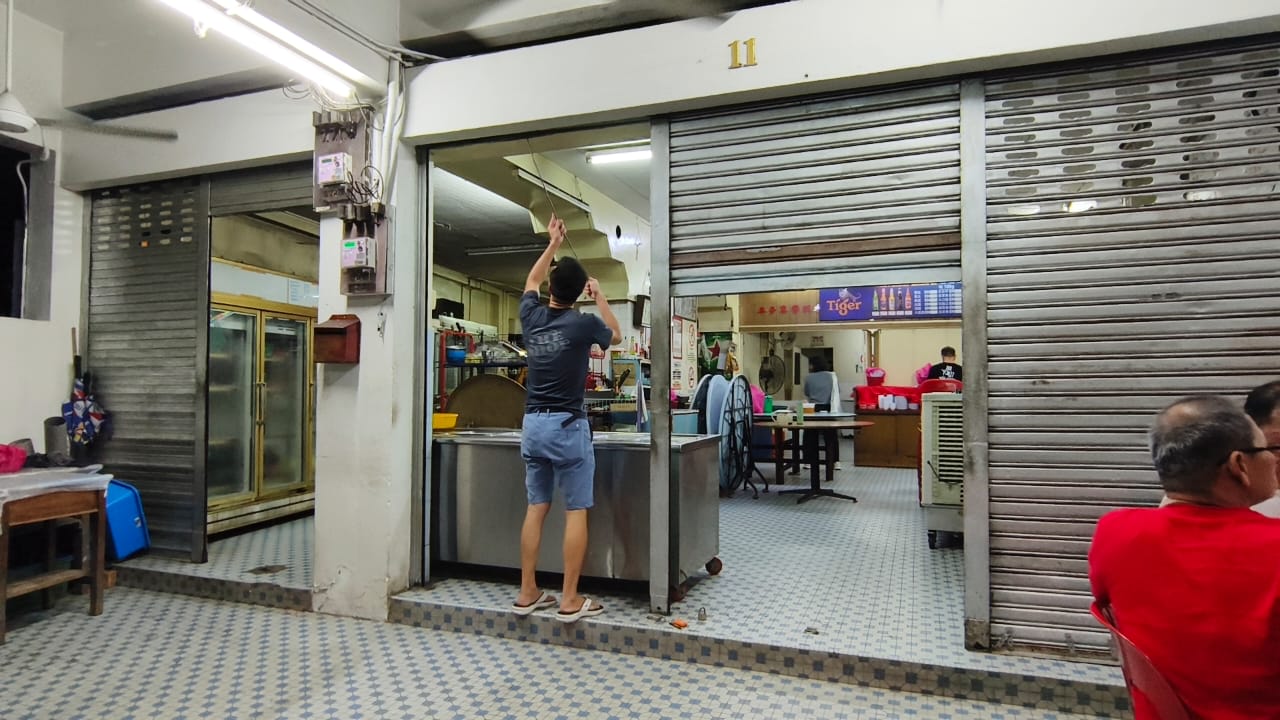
[{"left": 432, "top": 430, "right": 720, "bottom": 585}]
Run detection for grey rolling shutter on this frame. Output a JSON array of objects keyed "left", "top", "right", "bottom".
[
  {"left": 983, "top": 39, "right": 1280, "bottom": 654},
  {"left": 88, "top": 178, "right": 211, "bottom": 560},
  {"left": 668, "top": 83, "right": 962, "bottom": 296},
  {"left": 209, "top": 161, "right": 313, "bottom": 216}
]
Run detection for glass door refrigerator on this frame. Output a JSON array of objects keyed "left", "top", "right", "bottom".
[{"left": 208, "top": 303, "right": 315, "bottom": 531}]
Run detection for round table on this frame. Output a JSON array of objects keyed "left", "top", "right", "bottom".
[{"left": 752, "top": 419, "right": 875, "bottom": 504}]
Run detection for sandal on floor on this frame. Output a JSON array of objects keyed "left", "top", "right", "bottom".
[
  {"left": 512, "top": 591, "right": 557, "bottom": 617},
  {"left": 556, "top": 596, "right": 605, "bottom": 623}
]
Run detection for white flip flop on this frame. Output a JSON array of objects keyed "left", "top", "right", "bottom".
[
  {"left": 556, "top": 596, "right": 605, "bottom": 624},
  {"left": 512, "top": 591, "right": 557, "bottom": 617}
]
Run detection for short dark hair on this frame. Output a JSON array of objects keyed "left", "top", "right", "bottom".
[
  {"left": 809, "top": 356, "right": 828, "bottom": 373},
  {"left": 1244, "top": 380, "right": 1280, "bottom": 428},
  {"left": 1149, "top": 395, "right": 1258, "bottom": 495},
  {"left": 940, "top": 346, "right": 956, "bottom": 358},
  {"left": 548, "top": 257, "right": 588, "bottom": 305}
]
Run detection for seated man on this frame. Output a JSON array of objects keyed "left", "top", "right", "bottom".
[{"left": 1089, "top": 395, "right": 1280, "bottom": 719}]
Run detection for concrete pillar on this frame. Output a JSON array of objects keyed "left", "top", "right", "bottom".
[{"left": 312, "top": 143, "right": 422, "bottom": 620}]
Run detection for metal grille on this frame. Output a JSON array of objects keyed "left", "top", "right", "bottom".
[
  {"left": 925, "top": 394, "right": 965, "bottom": 506},
  {"left": 209, "top": 161, "right": 313, "bottom": 216},
  {"left": 983, "top": 39, "right": 1280, "bottom": 654},
  {"left": 88, "top": 178, "right": 210, "bottom": 560},
  {"left": 668, "top": 83, "right": 963, "bottom": 296}
]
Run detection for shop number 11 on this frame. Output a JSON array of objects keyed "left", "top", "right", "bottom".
[{"left": 729, "top": 38, "right": 758, "bottom": 69}]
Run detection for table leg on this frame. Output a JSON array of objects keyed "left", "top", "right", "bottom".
[
  {"left": 0, "top": 519, "right": 9, "bottom": 644},
  {"left": 42, "top": 521, "right": 57, "bottom": 609},
  {"left": 788, "top": 430, "right": 801, "bottom": 475},
  {"left": 778, "top": 427, "right": 859, "bottom": 505},
  {"left": 772, "top": 428, "right": 784, "bottom": 483},
  {"left": 89, "top": 499, "right": 105, "bottom": 616},
  {"left": 825, "top": 430, "right": 837, "bottom": 485}
]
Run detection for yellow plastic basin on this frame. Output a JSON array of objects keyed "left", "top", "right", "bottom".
[{"left": 432, "top": 413, "right": 459, "bottom": 430}]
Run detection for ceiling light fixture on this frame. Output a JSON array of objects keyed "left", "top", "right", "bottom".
[
  {"left": 465, "top": 244, "right": 548, "bottom": 257},
  {"left": 209, "top": 0, "right": 369, "bottom": 84},
  {"left": 513, "top": 168, "right": 592, "bottom": 213},
  {"left": 157, "top": 0, "right": 354, "bottom": 97},
  {"left": 586, "top": 147, "right": 652, "bottom": 165}
]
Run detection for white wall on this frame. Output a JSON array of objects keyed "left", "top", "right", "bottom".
[
  {"left": 312, "top": 143, "right": 420, "bottom": 620},
  {"left": 62, "top": 90, "right": 316, "bottom": 190},
  {"left": 878, "top": 325, "right": 964, "bottom": 387},
  {"left": 0, "top": 12, "right": 83, "bottom": 450},
  {"left": 405, "top": 0, "right": 1280, "bottom": 143},
  {"left": 787, "top": 330, "right": 868, "bottom": 407}
]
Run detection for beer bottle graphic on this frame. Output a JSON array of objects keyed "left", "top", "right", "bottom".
[
  {"left": 872, "top": 290, "right": 880, "bottom": 313},
  {"left": 904, "top": 289, "right": 913, "bottom": 313},
  {"left": 888, "top": 288, "right": 896, "bottom": 312}
]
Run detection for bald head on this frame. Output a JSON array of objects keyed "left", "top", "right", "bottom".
[{"left": 1150, "top": 395, "right": 1258, "bottom": 495}]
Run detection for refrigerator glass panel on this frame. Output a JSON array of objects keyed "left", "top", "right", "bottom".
[
  {"left": 208, "top": 309, "right": 257, "bottom": 501},
  {"left": 262, "top": 316, "right": 308, "bottom": 492}
]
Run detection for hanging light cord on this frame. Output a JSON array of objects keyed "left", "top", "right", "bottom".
[{"left": 526, "top": 139, "right": 579, "bottom": 259}]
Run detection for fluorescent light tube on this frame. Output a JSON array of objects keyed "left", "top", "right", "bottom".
[
  {"left": 209, "top": 0, "right": 368, "bottom": 84},
  {"left": 586, "top": 148, "right": 652, "bottom": 165},
  {"left": 466, "top": 244, "right": 547, "bottom": 257},
  {"left": 513, "top": 168, "right": 591, "bottom": 213},
  {"left": 157, "top": 0, "right": 353, "bottom": 97}
]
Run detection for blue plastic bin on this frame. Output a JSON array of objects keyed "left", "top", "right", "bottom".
[{"left": 105, "top": 480, "right": 150, "bottom": 562}]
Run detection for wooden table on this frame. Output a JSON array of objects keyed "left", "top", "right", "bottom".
[
  {"left": 754, "top": 419, "right": 875, "bottom": 504},
  {"left": 0, "top": 484, "right": 107, "bottom": 643}
]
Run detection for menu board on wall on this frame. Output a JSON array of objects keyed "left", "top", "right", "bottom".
[{"left": 818, "top": 283, "right": 962, "bottom": 322}]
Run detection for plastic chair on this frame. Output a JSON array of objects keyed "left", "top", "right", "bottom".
[
  {"left": 1090, "top": 602, "right": 1193, "bottom": 720},
  {"left": 919, "top": 378, "right": 963, "bottom": 394}
]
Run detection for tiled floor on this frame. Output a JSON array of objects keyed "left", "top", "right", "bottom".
[
  {"left": 410, "top": 459, "right": 1120, "bottom": 686},
  {"left": 124, "top": 515, "right": 313, "bottom": 590},
  {"left": 113, "top": 451, "right": 1123, "bottom": 710},
  {"left": 0, "top": 587, "right": 1104, "bottom": 720}
]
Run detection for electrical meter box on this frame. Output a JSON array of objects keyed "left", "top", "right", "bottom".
[
  {"left": 341, "top": 236, "right": 375, "bottom": 269},
  {"left": 316, "top": 152, "right": 352, "bottom": 186}
]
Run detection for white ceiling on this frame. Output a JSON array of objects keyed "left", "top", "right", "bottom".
[
  {"left": 543, "top": 148, "right": 649, "bottom": 219},
  {"left": 17, "top": 0, "right": 75, "bottom": 30}
]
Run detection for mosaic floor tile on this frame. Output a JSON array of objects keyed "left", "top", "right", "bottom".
[
  {"left": 122, "top": 515, "right": 313, "bottom": 591},
  {"left": 111, "top": 446, "right": 1125, "bottom": 711},
  {"left": 0, "top": 588, "right": 1107, "bottom": 720},
  {"left": 411, "top": 456, "right": 1121, "bottom": 687}
]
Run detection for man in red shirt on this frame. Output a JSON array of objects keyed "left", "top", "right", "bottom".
[{"left": 1090, "top": 395, "right": 1280, "bottom": 720}]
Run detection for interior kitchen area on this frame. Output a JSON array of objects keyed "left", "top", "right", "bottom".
[
  {"left": 422, "top": 125, "right": 723, "bottom": 593},
  {"left": 407, "top": 148, "right": 978, "bottom": 665}
]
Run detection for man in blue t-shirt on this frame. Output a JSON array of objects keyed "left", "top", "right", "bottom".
[{"left": 512, "top": 215, "right": 621, "bottom": 623}]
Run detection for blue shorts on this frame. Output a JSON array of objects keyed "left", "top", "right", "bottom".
[{"left": 521, "top": 411, "right": 595, "bottom": 511}]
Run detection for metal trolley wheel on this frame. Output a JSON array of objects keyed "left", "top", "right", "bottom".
[{"left": 718, "top": 375, "right": 755, "bottom": 496}]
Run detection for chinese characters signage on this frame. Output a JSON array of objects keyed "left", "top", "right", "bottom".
[
  {"left": 818, "top": 283, "right": 962, "bottom": 322},
  {"left": 739, "top": 291, "right": 821, "bottom": 327}
]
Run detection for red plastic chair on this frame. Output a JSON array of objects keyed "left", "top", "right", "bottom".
[
  {"left": 1090, "top": 602, "right": 1193, "bottom": 720},
  {"left": 919, "top": 378, "right": 963, "bottom": 394}
]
